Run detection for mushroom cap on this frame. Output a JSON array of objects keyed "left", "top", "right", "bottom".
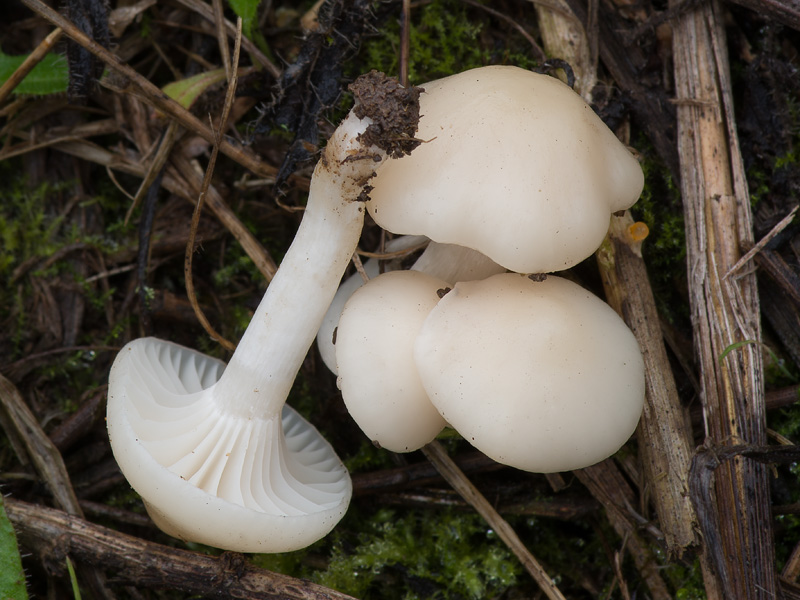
[
  {"left": 414, "top": 273, "right": 645, "bottom": 472},
  {"left": 366, "top": 66, "right": 644, "bottom": 274},
  {"left": 107, "top": 337, "right": 352, "bottom": 552},
  {"left": 317, "top": 235, "right": 428, "bottom": 375},
  {"left": 336, "top": 270, "right": 448, "bottom": 452}
]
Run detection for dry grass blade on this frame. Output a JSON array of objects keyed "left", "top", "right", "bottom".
[
  {"left": 212, "top": 0, "right": 232, "bottom": 81},
  {"left": 125, "top": 121, "right": 182, "bottom": 225},
  {"left": 172, "top": 0, "right": 281, "bottom": 78},
  {"left": 421, "top": 441, "right": 568, "bottom": 600},
  {"left": 0, "top": 373, "right": 82, "bottom": 516}
]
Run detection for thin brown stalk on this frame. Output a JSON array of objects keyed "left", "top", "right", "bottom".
[
  {"left": 125, "top": 121, "right": 182, "bottom": 225},
  {"left": 421, "top": 441, "right": 567, "bottom": 600},
  {"left": 399, "top": 0, "right": 411, "bottom": 87},
  {"left": 184, "top": 19, "right": 244, "bottom": 352},
  {"left": 213, "top": 0, "right": 232, "bottom": 81}
]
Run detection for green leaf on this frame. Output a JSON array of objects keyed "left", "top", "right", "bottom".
[
  {"left": 0, "top": 496, "right": 28, "bottom": 600},
  {"left": 0, "top": 50, "right": 68, "bottom": 96},
  {"left": 719, "top": 339, "right": 795, "bottom": 380},
  {"left": 66, "top": 556, "right": 82, "bottom": 600},
  {"left": 227, "top": 0, "right": 260, "bottom": 37},
  {"left": 161, "top": 68, "right": 228, "bottom": 110}
]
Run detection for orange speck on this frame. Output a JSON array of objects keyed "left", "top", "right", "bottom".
[{"left": 628, "top": 221, "right": 649, "bottom": 243}]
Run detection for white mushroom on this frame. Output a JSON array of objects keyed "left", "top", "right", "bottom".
[
  {"left": 316, "top": 235, "right": 428, "bottom": 374},
  {"left": 106, "top": 72, "right": 423, "bottom": 552},
  {"left": 318, "top": 239, "right": 503, "bottom": 374},
  {"left": 367, "top": 65, "right": 644, "bottom": 274},
  {"left": 414, "top": 273, "right": 645, "bottom": 473},
  {"left": 335, "top": 270, "right": 450, "bottom": 452},
  {"left": 330, "top": 243, "right": 503, "bottom": 452}
]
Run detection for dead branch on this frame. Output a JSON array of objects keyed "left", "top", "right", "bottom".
[{"left": 5, "top": 497, "right": 358, "bottom": 600}]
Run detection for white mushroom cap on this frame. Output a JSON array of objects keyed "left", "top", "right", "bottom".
[
  {"left": 317, "top": 235, "right": 428, "bottom": 375},
  {"left": 335, "top": 270, "right": 449, "bottom": 452},
  {"left": 107, "top": 338, "right": 352, "bottom": 552},
  {"left": 367, "top": 66, "right": 644, "bottom": 274},
  {"left": 414, "top": 273, "right": 645, "bottom": 472}
]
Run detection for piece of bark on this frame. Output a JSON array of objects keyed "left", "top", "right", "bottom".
[
  {"left": 671, "top": 0, "right": 776, "bottom": 597},
  {"left": 596, "top": 214, "right": 699, "bottom": 557}
]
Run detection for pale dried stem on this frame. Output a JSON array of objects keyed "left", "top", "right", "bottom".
[
  {"left": 596, "top": 215, "right": 699, "bottom": 557},
  {"left": 530, "top": 0, "right": 596, "bottom": 98},
  {"left": 672, "top": 0, "right": 775, "bottom": 597}
]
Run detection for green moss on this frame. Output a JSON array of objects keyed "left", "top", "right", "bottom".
[
  {"left": 358, "top": 0, "right": 493, "bottom": 85},
  {"left": 629, "top": 149, "right": 689, "bottom": 324},
  {"left": 314, "top": 508, "right": 519, "bottom": 599}
]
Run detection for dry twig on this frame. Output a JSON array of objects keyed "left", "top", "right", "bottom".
[{"left": 5, "top": 497, "right": 358, "bottom": 600}]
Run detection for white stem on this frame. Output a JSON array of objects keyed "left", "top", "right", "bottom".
[{"left": 214, "top": 112, "right": 381, "bottom": 418}]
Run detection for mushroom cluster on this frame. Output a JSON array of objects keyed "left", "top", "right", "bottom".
[
  {"left": 107, "top": 72, "right": 424, "bottom": 552},
  {"left": 331, "top": 66, "right": 647, "bottom": 472}
]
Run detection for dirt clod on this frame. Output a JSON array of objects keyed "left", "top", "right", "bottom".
[{"left": 349, "top": 70, "right": 423, "bottom": 159}]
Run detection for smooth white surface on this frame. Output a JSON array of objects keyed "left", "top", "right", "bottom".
[
  {"left": 414, "top": 273, "right": 645, "bottom": 472},
  {"left": 108, "top": 338, "right": 352, "bottom": 552},
  {"left": 317, "top": 235, "right": 428, "bottom": 375},
  {"left": 336, "top": 270, "right": 449, "bottom": 451},
  {"left": 367, "top": 66, "right": 644, "bottom": 274}
]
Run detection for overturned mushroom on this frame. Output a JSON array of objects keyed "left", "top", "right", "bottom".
[{"left": 107, "top": 72, "right": 423, "bottom": 552}]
